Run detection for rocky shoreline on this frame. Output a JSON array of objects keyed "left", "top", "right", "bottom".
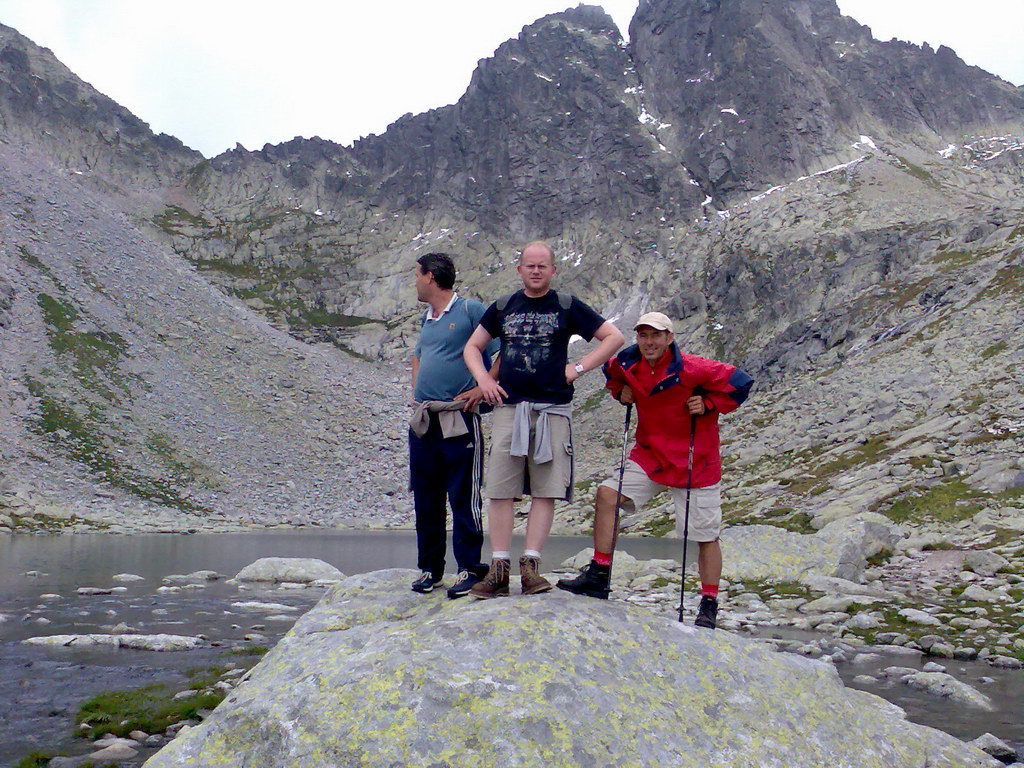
[{"left": 4, "top": 545, "right": 1022, "bottom": 767}]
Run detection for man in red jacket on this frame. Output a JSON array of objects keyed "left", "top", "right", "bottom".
[{"left": 557, "top": 312, "right": 753, "bottom": 628}]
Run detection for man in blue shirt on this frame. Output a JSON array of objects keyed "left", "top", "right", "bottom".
[{"left": 409, "top": 253, "right": 498, "bottom": 598}]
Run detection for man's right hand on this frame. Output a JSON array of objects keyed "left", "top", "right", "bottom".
[
  {"left": 478, "top": 375, "right": 508, "bottom": 406},
  {"left": 619, "top": 385, "right": 635, "bottom": 405}
]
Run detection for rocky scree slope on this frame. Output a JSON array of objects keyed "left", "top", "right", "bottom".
[{"left": 0, "top": 142, "right": 407, "bottom": 532}]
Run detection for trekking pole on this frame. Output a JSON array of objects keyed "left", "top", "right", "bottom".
[
  {"left": 607, "top": 403, "right": 633, "bottom": 584},
  {"left": 677, "top": 412, "right": 698, "bottom": 623}
]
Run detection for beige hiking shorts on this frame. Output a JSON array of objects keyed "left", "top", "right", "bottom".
[
  {"left": 486, "top": 406, "right": 573, "bottom": 501},
  {"left": 600, "top": 460, "right": 722, "bottom": 542}
]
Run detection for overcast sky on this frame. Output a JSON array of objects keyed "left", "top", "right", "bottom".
[{"left": 1, "top": 0, "right": 1021, "bottom": 158}]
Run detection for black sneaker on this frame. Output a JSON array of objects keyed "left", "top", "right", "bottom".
[
  {"left": 411, "top": 572, "right": 440, "bottom": 594},
  {"left": 555, "top": 560, "right": 611, "bottom": 599},
  {"left": 446, "top": 569, "right": 485, "bottom": 599},
  {"left": 695, "top": 595, "right": 718, "bottom": 629}
]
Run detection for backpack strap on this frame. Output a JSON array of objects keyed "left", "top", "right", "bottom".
[
  {"left": 496, "top": 293, "right": 515, "bottom": 313},
  {"left": 496, "top": 291, "right": 573, "bottom": 319}
]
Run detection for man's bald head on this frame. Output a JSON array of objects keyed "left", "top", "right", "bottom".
[{"left": 519, "top": 241, "right": 556, "bottom": 266}]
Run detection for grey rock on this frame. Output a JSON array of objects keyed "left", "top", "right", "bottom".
[
  {"left": 962, "top": 585, "right": 1001, "bottom": 603},
  {"left": 143, "top": 570, "right": 996, "bottom": 768},
  {"left": 87, "top": 743, "right": 138, "bottom": 761},
  {"left": 902, "top": 672, "right": 993, "bottom": 710},
  {"left": 22, "top": 633, "right": 203, "bottom": 651},
  {"left": 968, "top": 733, "right": 1018, "bottom": 762},
  {"left": 963, "top": 551, "right": 1010, "bottom": 577},
  {"left": 234, "top": 557, "right": 343, "bottom": 584}
]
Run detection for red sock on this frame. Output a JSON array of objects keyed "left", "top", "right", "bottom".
[
  {"left": 701, "top": 584, "right": 719, "bottom": 599},
  {"left": 593, "top": 550, "right": 612, "bottom": 567}
]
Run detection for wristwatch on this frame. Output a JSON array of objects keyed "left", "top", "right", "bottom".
[{"left": 574, "top": 362, "right": 585, "bottom": 374}]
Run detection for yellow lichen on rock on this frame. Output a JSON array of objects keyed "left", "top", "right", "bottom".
[{"left": 143, "top": 570, "right": 1000, "bottom": 768}]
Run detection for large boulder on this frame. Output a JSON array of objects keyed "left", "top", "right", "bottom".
[
  {"left": 722, "top": 513, "right": 902, "bottom": 583},
  {"left": 144, "top": 570, "right": 997, "bottom": 768},
  {"left": 233, "top": 557, "right": 343, "bottom": 584}
]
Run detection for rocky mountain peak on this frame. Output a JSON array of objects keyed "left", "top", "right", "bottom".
[
  {"left": 0, "top": 22, "right": 198, "bottom": 188},
  {"left": 630, "top": 0, "right": 1024, "bottom": 202}
]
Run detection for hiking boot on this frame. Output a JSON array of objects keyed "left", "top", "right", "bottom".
[
  {"left": 519, "top": 555, "right": 552, "bottom": 595},
  {"left": 469, "top": 559, "right": 510, "bottom": 599},
  {"left": 410, "top": 571, "right": 440, "bottom": 594},
  {"left": 446, "top": 568, "right": 486, "bottom": 599},
  {"left": 695, "top": 595, "right": 719, "bottom": 629},
  {"left": 556, "top": 560, "right": 611, "bottom": 599}
]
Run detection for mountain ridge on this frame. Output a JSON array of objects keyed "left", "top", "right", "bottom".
[{"left": 0, "top": 0, "right": 1021, "bottom": 540}]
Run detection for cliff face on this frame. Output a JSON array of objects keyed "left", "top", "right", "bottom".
[
  {"left": 629, "top": 0, "right": 1024, "bottom": 202},
  {"left": 0, "top": 23, "right": 199, "bottom": 189},
  {"left": 347, "top": 5, "right": 704, "bottom": 235}
]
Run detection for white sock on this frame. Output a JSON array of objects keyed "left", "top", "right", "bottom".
[
  {"left": 523, "top": 549, "right": 542, "bottom": 559},
  {"left": 492, "top": 551, "right": 511, "bottom": 561}
]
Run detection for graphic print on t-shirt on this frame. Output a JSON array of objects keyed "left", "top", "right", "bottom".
[{"left": 502, "top": 310, "right": 559, "bottom": 374}]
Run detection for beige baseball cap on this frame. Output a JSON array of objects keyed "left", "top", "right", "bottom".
[{"left": 634, "top": 312, "right": 674, "bottom": 333}]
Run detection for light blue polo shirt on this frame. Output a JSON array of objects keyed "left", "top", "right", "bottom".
[{"left": 414, "top": 294, "right": 498, "bottom": 402}]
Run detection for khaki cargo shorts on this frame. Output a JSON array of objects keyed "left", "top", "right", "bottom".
[
  {"left": 486, "top": 406, "right": 573, "bottom": 501},
  {"left": 600, "top": 460, "right": 722, "bottom": 542}
]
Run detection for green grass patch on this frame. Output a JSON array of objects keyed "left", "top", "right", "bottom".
[
  {"left": 26, "top": 379, "right": 207, "bottom": 513},
  {"left": 153, "top": 204, "right": 212, "bottom": 235},
  {"left": 731, "top": 510, "right": 816, "bottom": 534},
  {"left": 736, "top": 579, "right": 815, "bottom": 602},
  {"left": 576, "top": 388, "right": 609, "bottom": 415},
  {"left": 75, "top": 682, "right": 225, "bottom": 740},
  {"left": 221, "top": 645, "right": 268, "bottom": 658},
  {"left": 895, "top": 156, "right": 939, "bottom": 186},
  {"left": 639, "top": 512, "right": 676, "bottom": 538},
  {"left": 933, "top": 250, "right": 976, "bottom": 271},
  {"left": 649, "top": 575, "right": 674, "bottom": 590},
  {"left": 76, "top": 667, "right": 228, "bottom": 740},
  {"left": 184, "top": 665, "right": 230, "bottom": 690},
  {"left": 866, "top": 548, "right": 893, "bottom": 565},
  {"left": 881, "top": 478, "right": 987, "bottom": 524},
  {"left": 194, "top": 258, "right": 265, "bottom": 279},
  {"left": 16, "top": 244, "right": 47, "bottom": 272},
  {"left": 37, "top": 293, "right": 129, "bottom": 402},
  {"left": 779, "top": 436, "right": 893, "bottom": 497},
  {"left": 145, "top": 432, "right": 219, "bottom": 490},
  {"left": 979, "top": 263, "right": 1024, "bottom": 299},
  {"left": 10, "top": 751, "right": 56, "bottom": 768},
  {"left": 290, "top": 306, "right": 375, "bottom": 329},
  {"left": 980, "top": 340, "right": 1008, "bottom": 360}
]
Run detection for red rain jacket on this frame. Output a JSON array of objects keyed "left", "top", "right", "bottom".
[{"left": 604, "top": 343, "right": 753, "bottom": 489}]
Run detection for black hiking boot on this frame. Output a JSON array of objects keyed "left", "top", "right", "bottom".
[
  {"left": 446, "top": 567, "right": 486, "bottom": 599},
  {"left": 410, "top": 571, "right": 441, "bottom": 594},
  {"left": 695, "top": 595, "right": 718, "bottom": 629},
  {"left": 556, "top": 560, "right": 611, "bottom": 599}
]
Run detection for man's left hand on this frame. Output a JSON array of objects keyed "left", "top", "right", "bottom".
[
  {"left": 686, "top": 396, "right": 706, "bottom": 415},
  {"left": 455, "top": 386, "right": 485, "bottom": 410},
  {"left": 565, "top": 363, "right": 581, "bottom": 384}
]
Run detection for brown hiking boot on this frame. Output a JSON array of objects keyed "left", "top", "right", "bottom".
[
  {"left": 469, "top": 558, "right": 510, "bottom": 599},
  {"left": 519, "top": 555, "right": 552, "bottom": 595}
]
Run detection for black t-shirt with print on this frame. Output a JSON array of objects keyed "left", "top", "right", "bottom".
[{"left": 479, "top": 290, "right": 606, "bottom": 405}]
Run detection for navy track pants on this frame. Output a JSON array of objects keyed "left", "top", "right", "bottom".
[{"left": 408, "top": 410, "right": 485, "bottom": 578}]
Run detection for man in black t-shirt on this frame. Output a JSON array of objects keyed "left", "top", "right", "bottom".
[{"left": 464, "top": 241, "right": 624, "bottom": 598}]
